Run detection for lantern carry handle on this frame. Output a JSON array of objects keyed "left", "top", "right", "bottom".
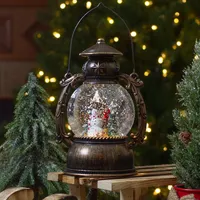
[{"left": 67, "top": 2, "right": 136, "bottom": 74}]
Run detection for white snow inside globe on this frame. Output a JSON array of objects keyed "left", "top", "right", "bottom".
[{"left": 67, "top": 83, "right": 135, "bottom": 137}]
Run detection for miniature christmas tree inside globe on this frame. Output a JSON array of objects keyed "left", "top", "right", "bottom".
[{"left": 67, "top": 83, "right": 135, "bottom": 138}]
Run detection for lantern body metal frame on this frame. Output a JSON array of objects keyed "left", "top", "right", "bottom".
[
  {"left": 56, "top": 39, "right": 146, "bottom": 177},
  {"left": 55, "top": 3, "right": 146, "bottom": 177}
]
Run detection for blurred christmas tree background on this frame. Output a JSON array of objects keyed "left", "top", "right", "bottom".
[{"left": 2, "top": 0, "right": 197, "bottom": 199}]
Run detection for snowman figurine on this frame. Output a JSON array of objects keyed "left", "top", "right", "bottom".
[
  {"left": 87, "top": 108, "right": 104, "bottom": 137},
  {"left": 87, "top": 91, "right": 104, "bottom": 137}
]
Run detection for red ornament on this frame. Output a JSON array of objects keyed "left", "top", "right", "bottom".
[{"left": 179, "top": 131, "right": 191, "bottom": 145}]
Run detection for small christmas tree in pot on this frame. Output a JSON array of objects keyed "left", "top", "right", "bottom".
[{"left": 169, "top": 41, "right": 200, "bottom": 199}]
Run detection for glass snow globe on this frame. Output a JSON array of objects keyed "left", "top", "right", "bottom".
[
  {"left": 56, "top": 38, "right": 146, "bottom": 177},
  {"left": 67, "top": 83, "right": 135, "bottom": 138}
]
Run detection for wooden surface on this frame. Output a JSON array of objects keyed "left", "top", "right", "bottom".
[
  {"left": 69, "top": 185, "right": 86, "bottom": 200},
  {"left": 120, "top": 188, "right": 134, "bottom": 200},
  {"left": 47, "top": 164, "right": 177, "bottom": 200},
  {"left": 97, "top": 175, "right": 176, "bottom": 191},
  {"left": 43, "top": 193, "right": 78, "bottom": 200},
  {"left": 0, "top": 187, "right": 34, "bottom": 200},
  {"left": 48, "top": 164, "right": 176, "bottom": 190}
]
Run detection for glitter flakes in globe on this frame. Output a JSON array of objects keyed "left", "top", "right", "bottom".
[{"left": 67, "top": 83, "right": 135, "bottom": 138}]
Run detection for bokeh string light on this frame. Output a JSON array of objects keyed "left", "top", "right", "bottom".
[
  {"left": 107, "top": 17, "right": 114, "bottom": 24},
  {"left": 151, "top": 25, "right": 158, "bottom": 31},
  {"left": 130, "top": 31, "right": 137, "bottom": 37},
  {"left": 153, "top": 188, "right": 161, "bottom": 195},
  {"left": 114, "top": 37, "right": 119, "bottom": 42},
  {"left": 117, "top": 0, "right": 123, "bottom": 4},
  {"left": 144, "top": 1, "right": 153, "bottom": 7},
  {"left": 144, "top": 70, "right": 151, "bottom": 77},
  {"left": 146, "top": 123, "right": 152, "bottom": 133},
  {"left": 142, "top": 44, "right": 147, "bottom": 50},
  {"left": 48, "top": 96, "right": 55, "bottom": 102},
  {"left": 86, "top": 1, "right": 92, "bottom": 9},
  {"left": 53, "top": 31, "right": 61, "bottom": 38},
  {"left": 37, "top": 71, "right": 44, "bottom": 78},
  {"left": 60, "top": 3, "right": 66, "bottom": 9},
  {"left": 162, "top": 69, "right": 168, "bottom": 77}
]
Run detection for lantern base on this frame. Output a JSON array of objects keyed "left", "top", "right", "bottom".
[
  {"left": 65, "top": 137, "right": 135, "bottom": 178},
  {"left": 65, "top": 168, "right": 135, "bottom": 177}
]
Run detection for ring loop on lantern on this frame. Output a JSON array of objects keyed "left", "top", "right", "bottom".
[{"left": 67, "top": 2, "right": 136, "bottom": 75}]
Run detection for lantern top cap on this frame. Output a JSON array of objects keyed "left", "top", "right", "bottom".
[{"left": 79, "top": 38, "right": 123, "bottom": 57}]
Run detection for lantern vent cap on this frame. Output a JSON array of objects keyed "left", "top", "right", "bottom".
[{"left": 79, "top": 38, "right": 123, "bottom": 57}]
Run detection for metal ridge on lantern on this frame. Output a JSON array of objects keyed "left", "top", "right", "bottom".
[{"left": 56, "top": 2, "right": 146, "bottom": 177}]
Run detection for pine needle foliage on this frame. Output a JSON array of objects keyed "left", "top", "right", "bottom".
[
  {"left": 0, "top": 73, "right": 68, "bottom": 199},
  {"left": 169, "top": 41, "right": 200, "bottom": 189}
]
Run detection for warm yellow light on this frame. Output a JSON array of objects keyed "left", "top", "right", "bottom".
[
  {"left": 107, "top": 17, "right": 114, "bottom": 24},
  {"left": 72, "top": 0, "right": 77, "bottom": 4},
  {"left": 146, "top": 123, "right": 152, "bottom": 133},
  {"left": 86, "top": 1, "right": 92, "bottom": 9},
  {"left": 146, "top": 127, "right": 152, "bottom": 133},
  {"left": 168, "top": 185, "right": 173, "bottom": 190},
  {"left": 172, "top": 44, "right": 177, "bottom": 50},
  {"left": 180, "top": 110, "right": 186, "bottom": 117},
  {"left": 117, "top": 0, "right": 123, "bottom": 4},
  {"left": 144, "top": 135, "right": 148, "bottom": 140},
  {"left": 151, "top": 25, "right": 158, "bottom": 30},
  {"left": 144, "top": 1, "right": 153, "bottom": 6},
  {"left": 175, "top": 12, "right": 180, "bottom": 17},
  {"left": 162, "top": 69, "right": 168, "bottom": 77},
  {"left": 195, "top": 19, "right": 200, "bottom": 25},
  {"left": 163, "top": 146, "right": 168, "bottom": 151},
  {"left": 65, "top": 1, "right": 70, "bottom": 5},
  {"left": 66, "top": 124, "right": 71, "bottom": 130},
  {"left": 45, "top": 76, "right": 50, "bottom": 83},
  {"left": 176, "top": 41, "right": 182, "bottom": 46},
  {"left": 158, "top": 57, "right": 164, "bottom": 64},
  {"left": 60, "top": 3, "right": 66, "bottom": 9},
  {"left": 37, "top": 33, "right": 42, "bottom": 38},
  {"left": 50, "top": 77, "right": 57, "bottom": 83},
  {"left": 49, "top": 96, "right": 55, "bottom": 102},
  {"left": 174, "top": 18, "right": 179, "bottom": 24},
  {"left": 37, "top": 71, "right": 44, "bottom": 78},
  {"left": 144, "top": 70, "right": 151, "bottom": 77},
  {"left": 114, "top": 37, "right": 119, "bottom": 42},
  {"left": 182, "top": 0, "right": 186, "bottom": 3},
  {"left": 109, "top": 39, "right": 114, "bottom": 43},
  {"left": 161, "top": 53, "right": 166, "bottom": 59},
  {"left": 130, "top": 31, "right": 137, "bottom": 37},
  {"left": 195, "top": 55, "right": 199, "bottom": 60},
  {"left": 142, "top": 45, "right": 147, "bottom": 50},
  {"left": 53, "top": 32, "right": 61, "bottom": 38},
  {"left": 24, "top": 92, "right": 28, "bottom": 96},
  {"left": 153, "top": 188, "right": 161, "bottom": 195}
]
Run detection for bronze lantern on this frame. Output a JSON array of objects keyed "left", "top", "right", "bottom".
[{"left": 56, "top": 3, "right": 146, "bottom": 178}]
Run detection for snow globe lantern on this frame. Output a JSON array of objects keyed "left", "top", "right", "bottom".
[{"left": 56, "top": 4, "right": 146, "bottom": 177}]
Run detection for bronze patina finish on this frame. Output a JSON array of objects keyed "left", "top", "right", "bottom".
[
  {"left": 66, "top": 137, "right": 135, "bottom": 177},
  {"left": 56, "top": 39, "right": 146, "bottom": 177}
]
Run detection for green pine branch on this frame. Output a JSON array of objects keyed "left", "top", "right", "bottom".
[
  {"left": 169, "top": 40, "right": 200, "bottom": 189},
  {"left": 0, "top": 73, "right": 68, "bottom": 199}
]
